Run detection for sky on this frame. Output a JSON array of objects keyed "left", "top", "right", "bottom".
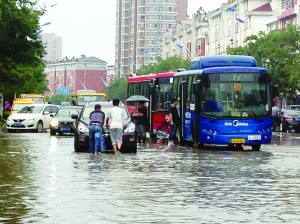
[{"left": 38, "top": 0, "right": 226, "bottom": 65}]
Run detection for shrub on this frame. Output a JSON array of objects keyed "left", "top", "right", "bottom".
[{"left": 2, "top": 112, "right": 9, "bottom": 120}]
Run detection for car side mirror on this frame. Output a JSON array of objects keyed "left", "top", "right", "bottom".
[{"left": 71, "top": 114, "right": 78, "bottom": 119}]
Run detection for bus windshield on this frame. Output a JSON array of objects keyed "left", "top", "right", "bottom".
[
  {"left": 201, "top": 73, "right": 271, "bottom": 118},
  {"left": 154, "top": 77, "right": 173, "bottom": 111}
]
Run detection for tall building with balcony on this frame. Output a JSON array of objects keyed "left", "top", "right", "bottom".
[
  {"left": 115, "top": 0, "right": 187, "bottom": 74},
  {"left": 161, "top": 0, "right": 289, "bottom": 59},
  {"left": 41, "top": 33, "right": 62, "bottom": 63}
]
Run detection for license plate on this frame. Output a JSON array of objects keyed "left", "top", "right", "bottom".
[
  {"left": 248, "top": 135, "right": 261, "bottom": 140},
  {"left": 61, "top": 127, "right": 70, "bottom": 131},
  {"left": 231, "top": 138, "right": 245, "bottom": 143},
  {"left": 295, "top": 117, "right": 300, "bottom": 121},
  {"left": 14, "top": 122, "right": 22, "bottom": 127}
]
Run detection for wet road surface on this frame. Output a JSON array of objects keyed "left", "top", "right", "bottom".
[{"left": 0, "top": 131, "right": 300, "bottom": 223}]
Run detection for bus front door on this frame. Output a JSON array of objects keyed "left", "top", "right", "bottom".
[{"left": 179, "top": 82, "right": 194, "bottom": 145}]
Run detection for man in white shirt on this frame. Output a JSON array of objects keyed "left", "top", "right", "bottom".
[
  {"left": 272, "top": 105, "right": 279, "bottom": 131},
  {"left": 106, "top": 99, "right": 123, "bottom": 154}
]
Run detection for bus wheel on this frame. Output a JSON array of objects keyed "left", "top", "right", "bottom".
[
  {"left": 228, "top": 144, "right": 243, "bottom": 150},
  {"left": 251, "top": 144, "right": 261, "bottom": 151},
  {"left": 197, "top": 143, "right": 204, "bottom": 149}
]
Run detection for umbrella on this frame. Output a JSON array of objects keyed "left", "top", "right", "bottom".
[{"left": 125, "top": 95, "right": 150, "bottom": 102}]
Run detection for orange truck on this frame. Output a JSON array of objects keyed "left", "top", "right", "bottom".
[
  {"left": 19, "top": 94, "right": 46, "bottom": 104},
  {"left": 10, "top": 98, "right": 35, "bottom": 115},
  {"left": 72, "top": 90, "right": 108, "bottom": 106}
]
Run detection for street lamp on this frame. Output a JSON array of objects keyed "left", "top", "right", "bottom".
[
  {"left": 144, "top": 51, "right": 158, "bottom": 63},
  {"left": 78, "top": 79, "right": 87, "bottom": 89},
  {"left": 170, "top": 37, "right": 193, "bottom": 58},
  {"left": 41, "top": 22, "right": 52, "bottom": 26},
  {"left": 114, "top": 67, "right": 127, "bottom": 80},
  {"left": 176, "top": 43, "right": 192, "bottom": 58},
  {"left": 37, "top": 22, "right": 52, "bottom": 35},
  {"left": 98, "top": 76, "right": 109, "bottom": 87}
]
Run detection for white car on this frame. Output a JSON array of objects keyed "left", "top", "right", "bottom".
[{"left": 6, "top": 104, "right": 59, "bottom": 133}]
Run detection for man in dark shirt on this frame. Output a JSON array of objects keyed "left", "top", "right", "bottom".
[
  {"left": 168, "top": 98, "right": 180, "bottom": 147},
  {"left": 136, "top": 101, "right": 148, "bottom": 143},
  {"left": 89, "top": 104, "right": 105, "bottom": 155}
]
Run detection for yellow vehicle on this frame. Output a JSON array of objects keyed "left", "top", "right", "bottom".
[
  {"left": 19, "top": 94, "right": 46, "bottom": 104},
  {"left": 10, "top": 98, "right": 35, "bottom": 115},
  {"left": 72, "top": 90, "right": 108, "bottom": 106}
]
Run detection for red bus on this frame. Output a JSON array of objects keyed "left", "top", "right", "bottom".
[
  {"left": 126, "top": 73, "right": 156, "bottom": 117},
  {"left": 127, "top": 72, "right": 174, "bottom": 133}
]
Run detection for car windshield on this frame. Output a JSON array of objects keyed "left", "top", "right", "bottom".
[
  {"left": 18, "top": 105, "right": 44, "bottom": 114},
  {"left": 288, "top": 106, "right": 300, "bottom": 110},
  {"left": 284, "top": 110, "right": 300, "bottom": 117},
  {"left": 13, "top": 104, "right": 33, "bottom": 111},
  {"left": 82, "top": 105, "right": 129, "bottom": 119},
  {"left": 56, "top": 108, "right": 81, "bottom": 117}
]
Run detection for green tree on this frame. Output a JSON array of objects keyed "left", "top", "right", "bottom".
[
  {"left": 137, "top": 55, "right": 190, "bottom": 75},
  {"left": 0, "top": 0, "right": 48, "bottom": 99},
  {"left": 227, "top": 24, "right": 300, "bottom": 97},
  {"left": 105, "top": 77, "right": 128, "bottom": 102},
  {"left": 49, "top": 94, "right": 72, "bottom": 105}
]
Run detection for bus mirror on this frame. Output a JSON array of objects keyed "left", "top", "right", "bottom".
[
  {"left": 149, "top": 85, "right": 154, "bottom": 95},
  {"left": 272, "top": 85, "right": 279, "bottom": 98}
]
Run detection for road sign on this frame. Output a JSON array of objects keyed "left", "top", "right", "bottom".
[{"left": 58, "top": 87, "right": 69, "bottom": 94}]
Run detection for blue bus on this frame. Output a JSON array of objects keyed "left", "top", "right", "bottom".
[{"left": 173, "top": 55, "right": 272, "bottom": 151}]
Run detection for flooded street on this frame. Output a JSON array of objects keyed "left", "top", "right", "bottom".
[{"left": 1, "top": 132, "right": 300, "bottom": 223}]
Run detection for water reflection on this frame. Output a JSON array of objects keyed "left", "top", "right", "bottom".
[{"left": 1, "top": 132, "right": 300, "bottom": 223}]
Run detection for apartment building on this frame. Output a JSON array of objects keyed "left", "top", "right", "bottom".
[
  {"left": 115, "top": 0, "right": 187, "bottom": 74},
  {"left": 161, "top": 0, "right": 295, "bottom": 59},
  {"left": 41, "top": 33, "right": 63, "bottom": 63}
]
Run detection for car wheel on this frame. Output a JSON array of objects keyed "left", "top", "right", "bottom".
[
  {"left": 74, "top": 139, "right": 81, "bottom": 152},
  {"left": 36, "top": 121, "right": 43, "bottom": 133},
  {"left": 228, "top": 144, "right": 243, "bottom": 150},
  {"left": 294, "top": 127, "right": 300, "bottom": 133},
  {"left": 251, "top": 144, "right": 261, "bottom": 151},
  {"left": 50, "top": 130, "right": 56, "bottom": 136},
  {"left": 123, "top": 145, "right": 137, "bottom": 153},
  {"left": 281, "top": 122, "right": 287, "bottom": 132}
]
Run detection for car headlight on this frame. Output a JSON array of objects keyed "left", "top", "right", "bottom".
[
  {"left": 50, "top": 119, "right": 58, "bottom": 127},
  {"left": 124, "top": 122, "right": 135, "bottom": 133},
  {"left": 26, "top": 117, "right": 36, "bottom": 121},
  {"left": 78, "top": 122, "right": 89, "bottom": 133},
  {"left": 7, "top": 117, "right": 12, "bottom": 121}
]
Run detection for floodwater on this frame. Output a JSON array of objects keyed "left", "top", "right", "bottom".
[{"left": 1, "top": 131, "right": 300, "bottom": 223}]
